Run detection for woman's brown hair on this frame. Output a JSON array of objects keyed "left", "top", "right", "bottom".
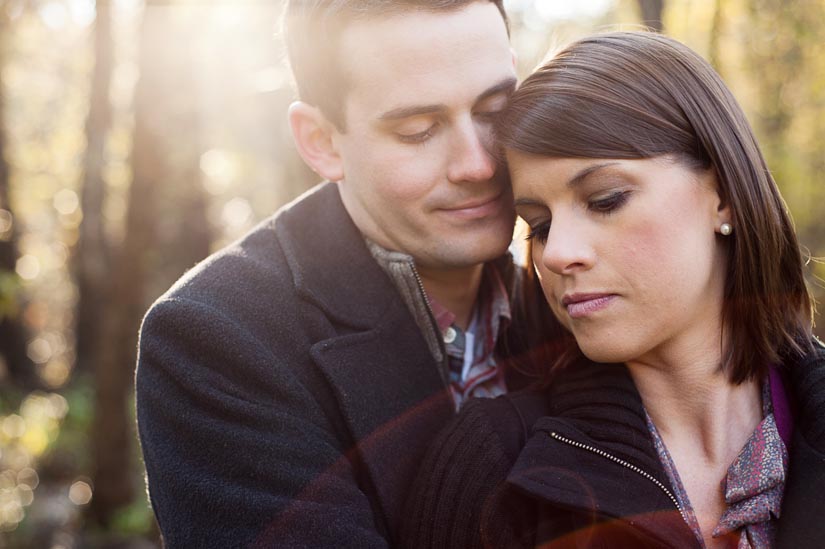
[{"left": 497, "top": 31, "right": 813, "bottom": 383}]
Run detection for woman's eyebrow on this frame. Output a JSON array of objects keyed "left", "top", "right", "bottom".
[
  {"left": 513, "top": 197, "right": 545, "bottom": 207},
  {"left": 567, "top": 162, "right": 620, "bottom": 188}
]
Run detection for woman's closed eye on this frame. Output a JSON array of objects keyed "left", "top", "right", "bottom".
[{"left": 588, "top": 190, "right": 631, "bottom": 214}]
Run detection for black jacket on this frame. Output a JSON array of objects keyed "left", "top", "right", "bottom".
[
  {"left": 136, "top": 183, "right": 547, "bottom": 548},
  {"left": 402, "top": 343, "right": 825, "bottom": 548}
]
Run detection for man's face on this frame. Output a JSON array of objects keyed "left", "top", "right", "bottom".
[{"left": 332, "top": 2, "right": 517, "bottom": 272}]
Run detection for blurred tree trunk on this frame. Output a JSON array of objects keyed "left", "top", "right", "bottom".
[
  {"left": 90, "top": 0, "right": 163, "bottom": 526},
  {"left": 0, "top": 2, "right": 36, "bottom": 388},
  {"left": 90, "top": 0, "right": 211, "bottom": 526},
  {"left": 744, "top": 0, "right": 809, "bottom": 140},
  {"left": 743, "top": 0, "right": 824, "bottom": 339},
  {"left": 75, "top": 0, "right": 112, "bottom": 376},
  {"left": 743, "top": 0, "right": 807, "bottom": 188},
  {"left": 708, "top": 0, "right": 725, "bottom": 73},
  {"left": 637, "top": 0, "right": 665, "bottom": 31},
  {"left": 164, "top": 48, "right": 211, "bottom": 278}
]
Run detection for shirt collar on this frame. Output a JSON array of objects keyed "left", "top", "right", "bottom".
[{"left": 426, "top": 263, "right": 512, "bottom": 334}]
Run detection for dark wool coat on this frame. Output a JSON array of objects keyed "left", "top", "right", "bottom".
[
  {"left": 402, "top": 342, "right": 825, "bottom": 548},
  {"left": 136, "top": 183, "right": 547, "bottom": 548}
]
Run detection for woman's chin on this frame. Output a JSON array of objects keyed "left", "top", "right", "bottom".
[{"left": 577, "top": 340, "right": 633, "bottom": 365}]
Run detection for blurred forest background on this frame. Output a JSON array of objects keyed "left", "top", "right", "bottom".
[{"left": 0, "top": 0, "right": 822, "bottom": 547}]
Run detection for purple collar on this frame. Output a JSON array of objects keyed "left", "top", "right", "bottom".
[{"left": 769, "top": 365, "right": 794, "bottom": 446}]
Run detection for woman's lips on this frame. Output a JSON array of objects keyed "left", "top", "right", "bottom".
[{"left": 562, "top": 293, "right": 617, "bottom": 319}]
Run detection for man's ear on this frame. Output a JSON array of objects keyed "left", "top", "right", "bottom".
[{"left": 288, "top": 101, "right": 345, "bottom": 182}]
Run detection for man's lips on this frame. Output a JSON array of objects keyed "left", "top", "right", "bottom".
[
  {"left": 438, "top": 193, "right": 505, "bottom": 219},
  {"left": 561, "top": 293, "right": 617, "bottom": 319}
]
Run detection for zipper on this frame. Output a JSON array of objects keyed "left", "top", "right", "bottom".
[
  {"left": 547, "top": 431, "right": 688, "bottom": 524},
  {"left": 410, "top": 262, "right": 451, "bottom": 388}
]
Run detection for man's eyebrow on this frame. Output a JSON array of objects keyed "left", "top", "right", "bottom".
[
  {"left": 476, "top": 77, "right": 517, "bottom": 104},
  {"left": 377, "top": 77, "right": 518, "bottom": 122},
  {"left": 378, "top": 104, "right": 446, "bottom": 121}
]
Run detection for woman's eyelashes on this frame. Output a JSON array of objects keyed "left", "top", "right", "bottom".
[
  {"left": 525, "top": 220, "right": 551, "bottom": 243},
  {"left": 588, "top": 189, "right": 631, "bottom": 214},
  {"left": 522, "top": 190, "right": 632, "bottom": 243}
]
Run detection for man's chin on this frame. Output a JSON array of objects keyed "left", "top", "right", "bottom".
[{"left": 418, "top": 238, "right": 513, "bottom": 271}]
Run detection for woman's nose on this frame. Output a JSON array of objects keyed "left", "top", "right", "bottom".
[{"left": 539, "top": 216, "right": 596, "bottom": 276}]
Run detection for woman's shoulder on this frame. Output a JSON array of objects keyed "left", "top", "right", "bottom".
[
  {"left": 787, "top": 337, "right": 825, "bottom": 444},
  {"left": 785, "top": 336, "right": 825, "bottom": 393}
]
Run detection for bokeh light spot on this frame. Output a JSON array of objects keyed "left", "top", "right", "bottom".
[
  {"left": 27, "top": 338, "right": 53, "bottom": 364},
  {"left": 15, "top": 255, "right": 40, "bottom": 281},
  {"left": 17, "top": 468, "right": 39, "bottom": 491},
  {"left": 1, "top": 416, "right": 26, "bottom": 439},
  {"left": 39, "top": 1, "right": 69, "bottom": 29},
  {"left": 200, "top": 149, "right": 237, "bottom": 195},
  {"left": 53, "top": 189, "right": 79, "bottom": 215},
  {"left": 41, "top": 359, "right": 71, "bottom": 388},
  {"left": 221, "top": 198, "right": 253, "bottom": 229},
  {"left": 17, "top": 485, "right": 34, "bottom": 507},
  {"left": 68, "top": 480, "right": 92, "bottom": 505}
]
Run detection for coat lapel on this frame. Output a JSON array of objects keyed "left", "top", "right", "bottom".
[
  {"left": 276, "top": 183, "right": 453, "bottom": 538},
  {"left": 310, "top": 306, "right": 452, "bottom": 538},
  {"left": 275, "top": 183, "right": 396, "bottom": 330},
  {"left": 508, "top": 419, "right": 697, "bottom": 548}
]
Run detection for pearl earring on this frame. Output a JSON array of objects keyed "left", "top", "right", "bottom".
[{"left": 720, "top": 223, "right": 733, "bottom": 236}]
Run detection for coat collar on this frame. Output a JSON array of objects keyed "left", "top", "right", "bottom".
[
  {"left": 276, "top": 182, "right": 453, "bottom": 540},
  {"left": 505, "top": 360, "right": 699, "bottom": 547},
  {"left": 506, "top": 346, "right": 825, "bottom": 548},
  {"left": 275, "top": 182, "right": 398, "bottom": 330}
]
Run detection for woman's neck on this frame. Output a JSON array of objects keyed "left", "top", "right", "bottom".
[
  {"left": 628, "top": 360, "right": 762, "bottom": 464},
  {"left": 626, "top": 342, "right": 763, "bottom": 548},
  {"left": 624, "top": 322, "right": 763, "bottom": 462}
]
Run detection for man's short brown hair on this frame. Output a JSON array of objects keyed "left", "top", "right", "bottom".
[{"left": 283, "top": 0, "right": 507, "bottom": 130}]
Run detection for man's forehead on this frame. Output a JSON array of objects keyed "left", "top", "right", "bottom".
[
  {"left": 337, "top": 2, "right": 514, "bottom": 119},
  {"left": 338, "top": 3, "right": 509, "bottom": 61}
]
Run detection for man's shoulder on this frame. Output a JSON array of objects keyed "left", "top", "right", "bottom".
[
  {"left": 141, "top": 181, "right": 390, "bottom": 341},
  {"left": 158, "top": 182, "right": 343, "bottom": 305},
  {"left": 156, "top": 213, "right": 285, "bottom": 310},
  {"left": 137, "top": 184, "right": 352, "bottom": 367}
]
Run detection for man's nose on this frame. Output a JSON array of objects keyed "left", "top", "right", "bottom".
[{"left": 447, "top": 120, "right": 497, "bottom": 184}]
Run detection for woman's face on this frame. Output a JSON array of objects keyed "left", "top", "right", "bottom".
[{"left": 508, "top": 152, "right": 731, "bottom": 366}]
